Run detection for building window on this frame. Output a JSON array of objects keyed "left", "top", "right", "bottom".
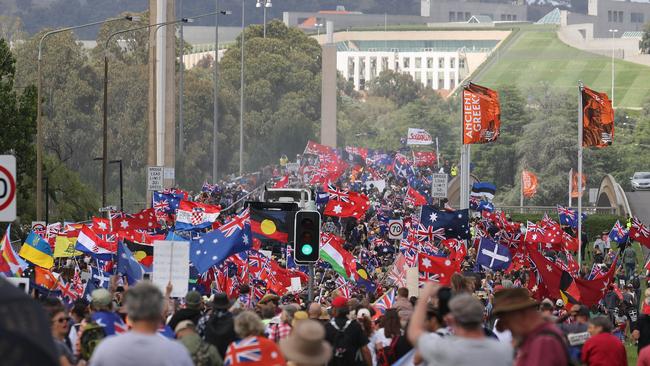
[
  {"left": 403, "top": 57, "right": 410, "bottom": 68},
  {"left": 449, "top": 12, "right": 455, "bottom": 21},
  {"left": 382, "top": 57, "right": 389, "bottom": 71},
  {"left": 370, "top": 57, "right": 377, "bottom": 79},
  {"left": 608, "top": 10, "right": 612, "bottom": 22},
  {"left": 347, "top": 57, "right": 355, "bottom": 81},
  {"left": 465, "top": 12, "right": 471, "bottom": 20},
  {"left": 501, "top": 14, "right": 506, "bottom": 21},
  {"left": 618, "top": 11, "right": 623, "bottom": 22},
  {"left": 415, "top": 57, "right": 422, "bottom": 68},
  {"left": 427, "top": 57, "right": 434, "bottom": 68},
  {"left": 438, "top": 71, "right": 445, "bottom": 89},
  {"left": 427, "top": 71, "right": 434, "bottom": 88},
  {"left": 457, "top": 12, "right": 465, "bottom": 21},
  {"left": 450, "top": 75, "right": 456, "bottom": 90},
  {"left": 459, "top": 58, "right": 465, "bottom": 69},
  {"left": 450, "top": 58, "right": 455, "bottom": 68},
  {"left": 513, "top": 15, "right": 517, "bottom": 21},
  {"left": 632, "top": 12, "right": 644, "bottom": 23},
  {"left": 415, "top": 71, "right": 422, "bottom": 85},
  {"left": 439, "top": 57, "right": 445, "bottom": 68}
]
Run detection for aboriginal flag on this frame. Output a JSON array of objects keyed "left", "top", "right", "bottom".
[
  {"left": 250, "top": 208, "right": 289, "bottom": 243},
  {"left": 582, "top": 86, "right": 614, "bottom": 147},
  {"left": 462, "top": 83, "right": 501, "bottom": 144},
  {"left": 124, "top": 240, "right": 154, "bottom": 268}
]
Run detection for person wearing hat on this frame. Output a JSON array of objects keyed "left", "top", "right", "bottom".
[
  {"left": 175, "top": 320, "right": 223, "bottom": 366},
  {"left": 89, "top": 288, "right": 127, "bottom": 336},
  {"left": 407, "top": 283, "right": 512, "bottom": 366},
  {"left": 280, "top": 320, "right": 332, "bottom": 366},
  {"left": 256, "top": 294, "right": 281, "bottom": 327},
  {"left": 203, "top": 293, "right": 237, "bottom": 359},
  {"left": 168, "top": 291, "right": 204, "bottom": 332},
  {"left": 324, "top": 296, "right": 371, "bottom": 366},
  {"left": 491, "top": 288, "right": 569, "bottom": 366}
]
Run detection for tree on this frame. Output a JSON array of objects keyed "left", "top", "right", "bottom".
[
  {"left": 641, "top": 22, "right": 650, "bottom": 54},
  {"left": 368, "top": 70, "right": 422, "bottom": 107}
]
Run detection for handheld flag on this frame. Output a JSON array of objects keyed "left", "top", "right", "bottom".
[
  {"left": 372, "top": 288, "right": 396, "bottom": 315},
  {"left": 75, "top": 226, "right": 115, "bottom": 260},
  {"left": 418, "top": 253, "right": 459, "bottom": 286},
  {"left": 0, "top": 225, "right": 28, "bottom": 276},
  {"left": 117, "top": 241, "right": 144, "bottom": 285},
  {"left": 608, "top": 220, "right": 629, "bottom": 244},
  {"left": 175, "top": 201, "right": 221, "bottom": 231},
  {"left": 419, "top": 206, "right": 470, "bottom": 240},
  {"left": 19, "top": 232, "right": 54, "bottom": 269},
  {"left": 476, "top": 237, "right": 512, "bottom": 271}
]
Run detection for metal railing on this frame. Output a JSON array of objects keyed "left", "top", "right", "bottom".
[{"left": 499, "top": 206, "right": 617, "bottom": 215}]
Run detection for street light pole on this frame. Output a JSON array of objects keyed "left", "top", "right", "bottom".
[
  {"left": 35, "top": 15, "right": 136, "bottom": 220},
  {"left": 609, "top": 28, "right": 618, "bottom": 106},
  {"left": 103, "top": 11, "right": 223, "bottom": 208},
  {"left": 213, "top": 1, "right": 220, "bottom": 182},
  {"left": 239, "top": 0, "right": 245, "bottom": 176},
  {"left": 256, "top": 0, "right": 272, "bottom": 38},
  {"left": 179, "top": 0, "right": 185, "bottom": 156}
]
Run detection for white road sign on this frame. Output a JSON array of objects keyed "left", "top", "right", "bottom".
[
  {"left": 0, "top": 155, "right": 17, "bottom": 222},
  {"left": 388, "top": 219, "right": 404, "bottom": 240},
  {"left": 147, "top": 166, "right": 164, "bottom": 191},
  {"left": 431, "top": 173, "right": 448, "bottom": 199}
]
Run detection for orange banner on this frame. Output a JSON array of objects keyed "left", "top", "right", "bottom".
[
  {"left": 570, "top": 170, "right": 587, "bottom": 198},
  {"left": 462, "top": 83, "right": 501, "bottom": 144},
  {"left": 522, "top": 170, "right": 538, "bottom": 198},
  {"left": 582, "top": 86, "right": 614, "bottom": 147}
]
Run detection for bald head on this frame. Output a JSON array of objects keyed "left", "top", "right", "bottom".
[{"left": 308, "top": 303, "right": 322, "bottom": 319}]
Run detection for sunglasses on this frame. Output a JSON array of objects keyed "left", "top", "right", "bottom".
[{"left": 54, "top": 317, "right": 70, "bottom": 324}]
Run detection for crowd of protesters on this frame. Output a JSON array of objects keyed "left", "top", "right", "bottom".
[{"left": 3, "top": 149, "right": 650, "bottom": 366}]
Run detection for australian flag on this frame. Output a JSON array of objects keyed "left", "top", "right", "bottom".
[
  {"left": 152, "top": 191, "right": 183, "bottom": 215},
  {"left": 608, "top": 220, "right": 629, "bottom": 244},
  {"left": 476, "top": 237, "right": 512, "bottom": 271},
  {"left": 190, "top": 209, "right": 252, "bottom": 274},
  {"left": 557, "top": 205, "right": 587, "bottom": 228},
  {"left": 420, "top": 206, "right": 470, "bottom": 240}
]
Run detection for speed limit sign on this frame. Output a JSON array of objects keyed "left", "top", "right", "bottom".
[
  {"left": 388, "top": 219, "right": 404, "bottom": 240},
  {"left": 0, "top": 155, "right": 16, "bottom": 222}
]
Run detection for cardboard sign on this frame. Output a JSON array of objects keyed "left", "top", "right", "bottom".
[{"left": 152, "top": 240, "right": 190, "bottom": 298}]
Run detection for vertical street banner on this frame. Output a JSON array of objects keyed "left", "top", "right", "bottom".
[
  {"left": 581, "top": 86, "right": 614, "bottom": 148},
  {"left": 462, "top": 83, "right": 501, "bottom": 144},
  {"left": 570, "top": 170, "right": 587, "bottom": 198},
  {"left": 522, "top": 170, "right": 538, "bottom": 198}
]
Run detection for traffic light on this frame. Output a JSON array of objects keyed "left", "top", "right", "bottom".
[{"left": 293, "top": 210, "right": 321, "bottom": 264}]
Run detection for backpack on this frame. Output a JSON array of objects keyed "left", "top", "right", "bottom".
[
  {"left": 79, "top": 322, "right": 106, "bottom": 361},
  {"left": 192, "top": 340, "right": 214, "bottom": 366},
  {"left": 329, "top": 319, "right": 364, "bottom": 365},
  {"left": 377, "top": 334, "right": 401, "bottom": 366}
]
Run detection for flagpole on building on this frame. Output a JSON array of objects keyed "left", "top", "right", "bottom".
[{"left": 577, "top": 81, "right": 584, "bottom": 267}]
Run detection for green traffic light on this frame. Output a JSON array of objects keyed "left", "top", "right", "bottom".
[{"left": 301, "top": 244, "right": 313, "bottom": 255}]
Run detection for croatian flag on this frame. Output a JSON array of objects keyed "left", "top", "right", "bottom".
[{"left": 175, "top": 201, "right": 221, "bottom": 231}]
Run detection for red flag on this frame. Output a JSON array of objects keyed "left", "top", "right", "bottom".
[
  {"left": 630, "top": 217, "right": 650, "bottom": 248},
  {"left": 412, "top": 151, "right": 437, "bottom": 167},
  {"left": 418, "top": 253, "right": 460, "bottom": 286},
  {"left": 92, "top": 217, "right": 112, "bottom": 234},
  {"left": 522, "top": 170, "right": 538, "bottom": 198},
  {"left": 570, "top": 170, "right": 587, "bottom": 199},
  {"left": 405, "top": 186, "right": 427, "bottom": 206},
  {"left": 582, "top": 86, "right": 614, "bottom": 148},
  {"left": 273, "top": 175, "right": 289, "bottom": 188},
  {"left": 462, "top": 83, "right": 501, "bottom": 144},
  {"left": 114, "top": 208, "right": 160, "bottom": 231},
  {"left": 563, "top": 232, "right": 579, "bottom": 252}
]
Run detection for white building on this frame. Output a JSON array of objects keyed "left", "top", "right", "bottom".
[{"left": 337, "top": 48, "right": 469, "bottom": 91}]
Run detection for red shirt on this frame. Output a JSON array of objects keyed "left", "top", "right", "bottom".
[
  {"left": 639, "top": 345, "right": 650, "bottom": 366},
  {"left": 581, "top": 332, "right": 627, "bottom": 366},
  {"left": 515, "top": 321, "right": 569, "bottom": 366}
]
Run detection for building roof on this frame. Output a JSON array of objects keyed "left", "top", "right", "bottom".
[
  {"left": 335, "top": 39, "right": 499, "bottom": 53},
  {"left": 622, "top": 31, "right": 644, "bottom": 39},
  {"left": 535, "top": 8, "right": 561, "bottom": 24},
  {"left": 467, "top": 15, "right": 493, "bottom": 24}
]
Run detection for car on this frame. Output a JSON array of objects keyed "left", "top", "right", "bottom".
[{"left": 630, "top": 172, "right": 650, "bottom": 191}]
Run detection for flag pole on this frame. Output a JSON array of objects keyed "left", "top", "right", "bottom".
[
  {"left": 569, "top": 168, "right": 573, "bottom": 207},
  {"left": 435, "top": 136, "right": 440, "bottom": 171},
  {"left": 460, "top": 84, "right": 470, "bottom": 211},
  {"left": 577, "top": 81, "right": 584, "bottom": 267},
  {"left": 520, "top": 171, "right": 524, "bottom": 214}
]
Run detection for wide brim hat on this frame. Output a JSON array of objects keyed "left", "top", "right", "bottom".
[
  {"left": 212, "top": 292, "right": 232, "bottom": 310},
  {"left": 492, "top": 288, "right": 539, "bottom": 317},
  {"left": 279, "top": 320, "right": 332, "bottom": 365}
]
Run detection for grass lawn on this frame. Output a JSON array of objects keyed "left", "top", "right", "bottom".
[{"left": 476, "top": 26, "right": 650, "bottom": 109}]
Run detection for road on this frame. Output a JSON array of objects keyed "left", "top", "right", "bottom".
[{"left": 626, "top": 191, "right": 650, "bottom": 223}]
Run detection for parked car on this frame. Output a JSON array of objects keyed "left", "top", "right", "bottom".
[{"left": 630, "top": 172, "right": 650, "bottom": 191}]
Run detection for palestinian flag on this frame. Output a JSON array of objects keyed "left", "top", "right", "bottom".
[
  {"left": 250, "top": 208, "right": 289, "bottom": 243},
  {"left": 124, "top": 240, "right": 154, "bottom": 269}
]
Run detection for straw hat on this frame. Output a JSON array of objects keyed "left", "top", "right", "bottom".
[
  {"left": 280, "top": 320, "right": 332, "bottom": 366},
  {"left": 492, "top": 288, "right": 539, "bottom": 316}
]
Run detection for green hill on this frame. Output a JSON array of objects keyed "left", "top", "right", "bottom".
[{"left": 476, "top": 26, "right": 650, "bottom": 108}]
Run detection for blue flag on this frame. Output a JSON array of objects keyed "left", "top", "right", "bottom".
[
  {"left": 420, "top": 206, "right": 470, "bottom": 240},
  {"left": 557, "top": 205, "right": 587, "bottom": 228},
  {"left": 152, "top": 191, "right": 183, "bottom": 215},
  {"left": 190, "top": 209, "right": 251, "bottom": 274},
  {"left": 608, "top": 220, "right": 629, "bottom": 244},
  {"left": 471, "top": 182, "right": 497, "bottom": 200},
  {"left": 477, "top": 237, "right": 512, "bottom": 271},
  {"left": 117, "top": 241, "right": 144, "bottom": 285}
]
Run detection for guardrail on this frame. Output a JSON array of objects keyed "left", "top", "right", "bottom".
[{"left": 499, "top": 206, "right": 617, "bottom": 215}]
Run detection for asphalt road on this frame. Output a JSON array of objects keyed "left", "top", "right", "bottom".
[{"left": 627, "top": 191, "right": 650, "bottom": 223}]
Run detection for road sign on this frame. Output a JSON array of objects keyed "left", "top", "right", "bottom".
[
  {"left": 164, "top": 167, "right": 175, "bottom": 180},
  {"left": 431, "top": 173, "right": 448, "bottom": 198},
  {"left": 31, "top": 221, "right": 46, "bottom": 236},
  {"left": 0, "top": 155, "right": 16, "bottom": 222},
  {"left": 588, "top": 188, "right": 598, "bottom": 204},
  {"left": 147, "top": 166, "right": 164, "bottom": 191},
  {"left": 388, "top": 219, "right": 404, "bottom": 240}
]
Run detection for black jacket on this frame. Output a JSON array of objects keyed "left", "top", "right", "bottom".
[{"left": 204, "top": 311, "right": 237, "bottom": 358}]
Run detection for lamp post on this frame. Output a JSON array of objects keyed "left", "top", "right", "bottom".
[
  {"left": 213, "top": 4, "right": 233, "bottom": 182},
  {"left": 256, "top": 0, "right": 272, "bottom": 38},
  {"left": 315, "top": 22, "right": 323, "bottom": 37},
  {"left": 609, "top": 28, "right": 618, "bottom": 107},
  {"left": 35, "top": 15, "right": 138, "bottom": 220},
  {"left": 94, "top": 158, "right": 123, "bottom": 211},
  {"left": 102, "top": 11, "right": 224, "bottom": 208},
  {"left": 240, "top": 0, "right": 245, "bottom": 175}
]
